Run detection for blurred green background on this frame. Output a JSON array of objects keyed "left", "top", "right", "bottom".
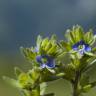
[{"left": 0, "top": 0, "right": 96, "bottom": 96}]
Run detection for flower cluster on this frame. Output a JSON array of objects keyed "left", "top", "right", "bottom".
[
  {"left": 3, "top": 25, "right": 96, "bottom": 96},
  {"left": 21, "top": 35, "right": 59, "bottom": 70}
]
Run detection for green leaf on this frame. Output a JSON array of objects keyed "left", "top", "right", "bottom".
[
  {"left": 18, "top": 73, "right": 29, "bottom": 83},
  {"left": 92, "top": 47, "right": 96, "bottom": 53},
  {"left": 56, "top": 73, "right": 65, "bottom": 77},
  {"left": 80, "top": 75, "right": 90, "bottom": 87},
  {"left": 60, "top": 40, "right": 71, "bottom": 51},
  {"left": 82, "top": 84, "right": 92, "bottom": 93},
  {"left": 3, "top": 76, "right": 20, "bottom": 88},
  {"left": 47, "top": 45, "right": 57, "bottom": 55},
  {"left": 44, "top": 41, "right": 52, "bottom": 52},
  {"left": 56, "top": 51, "right": 67, "bottom": 61},
  {"left": 84, "top": 30, "right": 94, "bottom": 45},
  {"left": 84, "top": 57, "right": 96, "bottom": 72},
  {"left": 18, "top": 73, "right": 34, "bottom": 89},
  {"left": 28, "top": 69, "right": 40, "bottom": 81},
  {"left": 14, "top": 67, "right": 23, "bottom": 78},
  {"left": 46, "top": 68, "right": 55, "bottom": 74},
  {"left": 85, "top": 52, "right": 95, "bottom": 57},
  {"left": 63, "top": 64, "right": 75, "bottom": 80},
  {"left": 40, "top": 83, "right": 47, "bottom": 95},
  {"left": 90, "top": 81, "right": 96, "bottom": 88},
  {"left": 66, "top": 25, "right": 84, "bottom": 45},
  {"left": 23, "top": 89, "right": 40, "bottom": 96},
  {"left": 20, "top": 47, "right": 36, "bottom": 61},
  {"left": 36, "top": 35, "right": 42, "bottom": 48},
  {"left": 66, "top": 29, "right": 75, "bottom": 45},
  {"left": 50, "top": 34, "right": 57, "bottom": 43},
  {"left": 73, "top": 25, "right": 84, "bottom": 42},
  {"left": 71, "top": 57, "right": 81, "bottom": 69},
  {"left": 41, "top": 38, "right": 49, "bottom": 48},
  {"left": 31, "top": 89, "right": 40, "bottom": 96}
]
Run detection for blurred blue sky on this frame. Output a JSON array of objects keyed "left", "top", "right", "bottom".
[{"left": 0, "top": 0, "right": 96, "bottom": 53}]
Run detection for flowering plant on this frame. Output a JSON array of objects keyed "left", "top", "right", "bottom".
[{"left": 3, "top": 25, "right": 96, "bottom": 96}]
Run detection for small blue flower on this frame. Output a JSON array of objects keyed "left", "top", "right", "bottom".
[
  {"left": 72, "top": 40, "right": 91, "bottom": 55},
  {"left": 36, "top": 55, "right": 55, "bottom": 68}
]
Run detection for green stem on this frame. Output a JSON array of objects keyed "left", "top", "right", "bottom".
[{"left": 72, "top": 71, "right": 81, "bottom": 96}]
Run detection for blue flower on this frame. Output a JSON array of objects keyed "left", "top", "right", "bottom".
[
  {"left": 36, "top": 55, "right": 55, "bottom": 68},
  {"left": 72, "top": 40, "right": 91, "bottom": 55}
]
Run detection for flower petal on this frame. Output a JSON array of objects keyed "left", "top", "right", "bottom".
[
  {"left": 85, "top": 45, "right": 91, "bottom": 52},
  {"left": 78, "top": 49, "right": 84, "bottom": 55},
  {"left": 72, "top": 44, "right": 78, "bottom": 51},
  {"left": 40, "top": 63, "right": 46, "bottom": 68},
  {"left": 36, "top": 55, "right": 42, "bottom": 63},
  {"left": 46, "top": 60, "right": 55, "bottom": 68},
  {"left": 33, "top": 46, "right": 39, "bottom": 52}
]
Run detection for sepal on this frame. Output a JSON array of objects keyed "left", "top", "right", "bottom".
[
  {"left": 66, "top": 25, "right": 84, "bottom": 45},
  {"left": 36, "top": 35, "right": 42, "bottom": 49},
  {"left": 84, "top": 30, "right": 95, "bottom": 45},
  {"left": 14, "top": 67, "right": 23, "bottom": 78},
  {"left": 20, "top": 47, "right": 36, "bottom": 62}
]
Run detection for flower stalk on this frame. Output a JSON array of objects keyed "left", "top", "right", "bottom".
[{"left": 72, "top": 71, "right": 81, "bottom": 96}]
